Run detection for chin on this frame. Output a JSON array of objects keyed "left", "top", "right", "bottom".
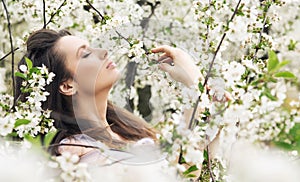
[
  {"left": 115, "top": 69, "right": 121, "bottom": 81},
  {"left": 106, "top": 69, "right": 121, "bottom": 86},
  {"left": 109, "top": 72, "right": 120, "bottom": 88}
]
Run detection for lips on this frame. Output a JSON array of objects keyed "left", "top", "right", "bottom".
[{"left": 106, "top": 61, "right": 116, "bottom": 69}]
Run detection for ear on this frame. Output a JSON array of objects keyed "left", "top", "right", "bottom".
[{"left": 59, "top": 79, "right": 77, "bottom": 96}]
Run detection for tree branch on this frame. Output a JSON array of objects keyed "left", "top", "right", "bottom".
[
  {"left": 206, "top": 145, "right": 215, "bottom": 182},
  {"left": 85, "top": 0, "right": 104, "bottom": 20},
  {"left": 0, "top": 47, "right": 19, "bottom": 62},
  {"left": 2, "top": 0, "right": 16, "bottom": 104},
  {"left": 43, "top": 0, "right": 46, "bottom": 28},
  {"left": 44, "top": 0, "right": 67, "bottom": 28},
  {"left": 140, "top": 1, "right": 160, "bottom": 32},
  {"left": 188, "top": 0, "right": 242, "bottom": 129},
  {"left": 190, "top": 2, "right": 243, "bottom": 180},
  {"left": 115, "top": 30, "right": 131, "bottom": 45},
  {"left": 86, "top": 0, "right": 134, "bottom": 46}
]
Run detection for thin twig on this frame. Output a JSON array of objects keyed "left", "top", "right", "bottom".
[
  {"left": 43, "top": 0, "right": 46, "bottom": 28},
  {"left": 2, "top": 0, "right": 16, "bottom": 105},
  {"left": 86, "top": 0, "right": 132, "bottom": 45},
  {"left": 0, "top": 47, "right": 19, "bottom": 62},
  {"left": 13, "top": 81, "right": 33, "bottom": 106},
  {"left": 86, "top": 0, "right": 104, "bottom": 19},
  {"left": 115, "top": 30, "right": 131, "bottom": 45},
  {"left": 206, "top": 145, "right": 215, "bottom": 182},
  {"left": 192, "top": 2, "right": 243, "bottom": 179},
  {"left": 210, "top": 104, "right": 230, "bottom": 119},
  {"left": 44, "top": 0, "right": 67, "bottom": 28},
  {"left": 252, "top": 6, "right": 270, "bottom": 60},
  {"left": 188, "top": 0, "right": 243, "bottom": 129}
]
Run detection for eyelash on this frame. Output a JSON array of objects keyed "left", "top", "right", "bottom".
[{"left": 82, "top": 52, "right": 91, "bottom": 58}]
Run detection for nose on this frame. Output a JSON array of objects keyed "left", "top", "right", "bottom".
[{"left": 94, "top": 48, "right": 108, "bottom": 60}]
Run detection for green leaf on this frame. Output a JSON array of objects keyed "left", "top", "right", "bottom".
[
  {"left": 185, "top": 174, "right": 197, "bottom": 178},
  {"left": 14, "top": 119, "right": 31, "bottom": 128},
  {"left": 183, "top": 165, "right": 198, "bottom": 175},
  {"left": 15, "top": 71, "right": 26, "bottom": 79},
  {"left": 7, "top": 132, "right": 18, "bottom": 137},
  {"left": 25, "top": 57, "right": 33, "bottom": 70},
  {"left": 270, "top": 60, "right": 291, "bottom": 73},
  {"left": 267, "top": 50, "right": 279, "bottom": 73},
  {"left": 295, "top": 141, "right": 300, "bottom": 152},
  {"left": 43, "top": 130, "right": 57, "bottom": 148},
  {"left": 288, "top": 39, "right": 298, "bottom": 51},
  {"left": 277, "top": 60, "right": 291, "bottom": 69},
  {"left": 273, "top": 141, "right": 293, "bottom": 150},
  {"left": 198, "top": 82, "right": 204, "bottom": 93},
  {"left": 24, "top": 134, "right": 41, "bottom": 147},
  {"left": 269, "top": 77, "right": 277, "bottom": 83},
  {"left": 30, "top": 67, "right": 39, "bottom": 73},
  {"left": 274, "top": 71, "right": 296, "bottom": 79},
  {"left": 263, "top": 90, "right": 277, "bottom": 101},
  {"left": 289, "top": 123, "right": 300, "bottom": 141}
]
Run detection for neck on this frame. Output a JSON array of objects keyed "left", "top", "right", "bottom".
[
  {"left": 74, "top": 89, "right": 124, "bottom": 141},
  {"left": 75, "top": 90, "right": 109, "bottom": 127}
]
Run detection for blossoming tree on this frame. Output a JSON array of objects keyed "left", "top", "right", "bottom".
[{"left": 1, "top": 0, "right": 300, "bottom": 181}]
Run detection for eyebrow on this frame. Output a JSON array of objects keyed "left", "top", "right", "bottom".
[{"left": 76, "top": 45, "right": 87, "bottom": 58}]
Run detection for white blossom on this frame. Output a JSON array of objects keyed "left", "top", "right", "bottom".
[
  {"left": 0, "top": 115, "right": 15, "bottom": 136},
  {"left": 19, "top": 65, "right": 28, "bottom": 73},
  {"left": 184, "top": 146, "right": 204, "bottom": 165},
  {"left": 0, "top": 0, "right": 300, "bottom": 181},
  {"left": 209, "top": 77, "right": 226, "bottom": 102},
  {"left": 222, "top": 61, "right": 246, "bottom": 87}
]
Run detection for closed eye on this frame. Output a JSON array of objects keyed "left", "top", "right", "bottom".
[{"left": 82, "top": 51, "right": 91, "bottom": 58}]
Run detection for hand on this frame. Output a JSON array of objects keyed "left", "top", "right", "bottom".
[{"left": 151, "top": 45, "right": 202, "bottom": 87}]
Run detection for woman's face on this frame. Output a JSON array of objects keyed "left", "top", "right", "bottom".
[{"left": 56, "top": 36, "right": 120, "bottom": 95}]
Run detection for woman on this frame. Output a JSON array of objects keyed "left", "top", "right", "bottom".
[{"left": 15, "top": 29, "right": 201, "bottom": 161}]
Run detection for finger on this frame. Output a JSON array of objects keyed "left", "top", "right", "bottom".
[
  {"left": 151, "top": 45, "right": 174, "bottom": 57},
  {"left": 157, "top": 54, "right": 168, "bottom": 62},
  {"left": 158, "top": 56, "right": 173, "bottom": 65},
  {"left": 158, "top": 62, "right": 173, "bottom": 73}
]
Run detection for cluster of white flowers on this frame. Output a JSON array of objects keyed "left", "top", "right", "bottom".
[
  {"left": 127, "top": 40, "right": 146, "bottom": 63},
  {"left": 156, "top": 111, "right": 207, "bottom": 174},
  {"left": 15, "top": 64, "right": 56, "bottom": 137},
  {"left": 1, "top": 0, "right": 300, "bottom": 181},
  {"left": 49, "top": 152, "right": 91, "bottom": 182},
  {"left": 0, "top": 62, "right": 55, "bottom": 138},
  {"left": 222, "top": 62, "right": 246, "bottom": 88}
]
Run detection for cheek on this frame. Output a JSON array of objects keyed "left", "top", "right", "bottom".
[{"left": 74, "top": 62, "right": 105, "bottom": 93}]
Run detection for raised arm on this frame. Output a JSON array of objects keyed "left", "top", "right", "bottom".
[{"left": 151, "top": 45, "right": 202, "bottom": 87}]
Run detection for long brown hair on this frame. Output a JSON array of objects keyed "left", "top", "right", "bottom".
[{"left": 15, "top": 29, "right": 156, "bottom": 155}]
